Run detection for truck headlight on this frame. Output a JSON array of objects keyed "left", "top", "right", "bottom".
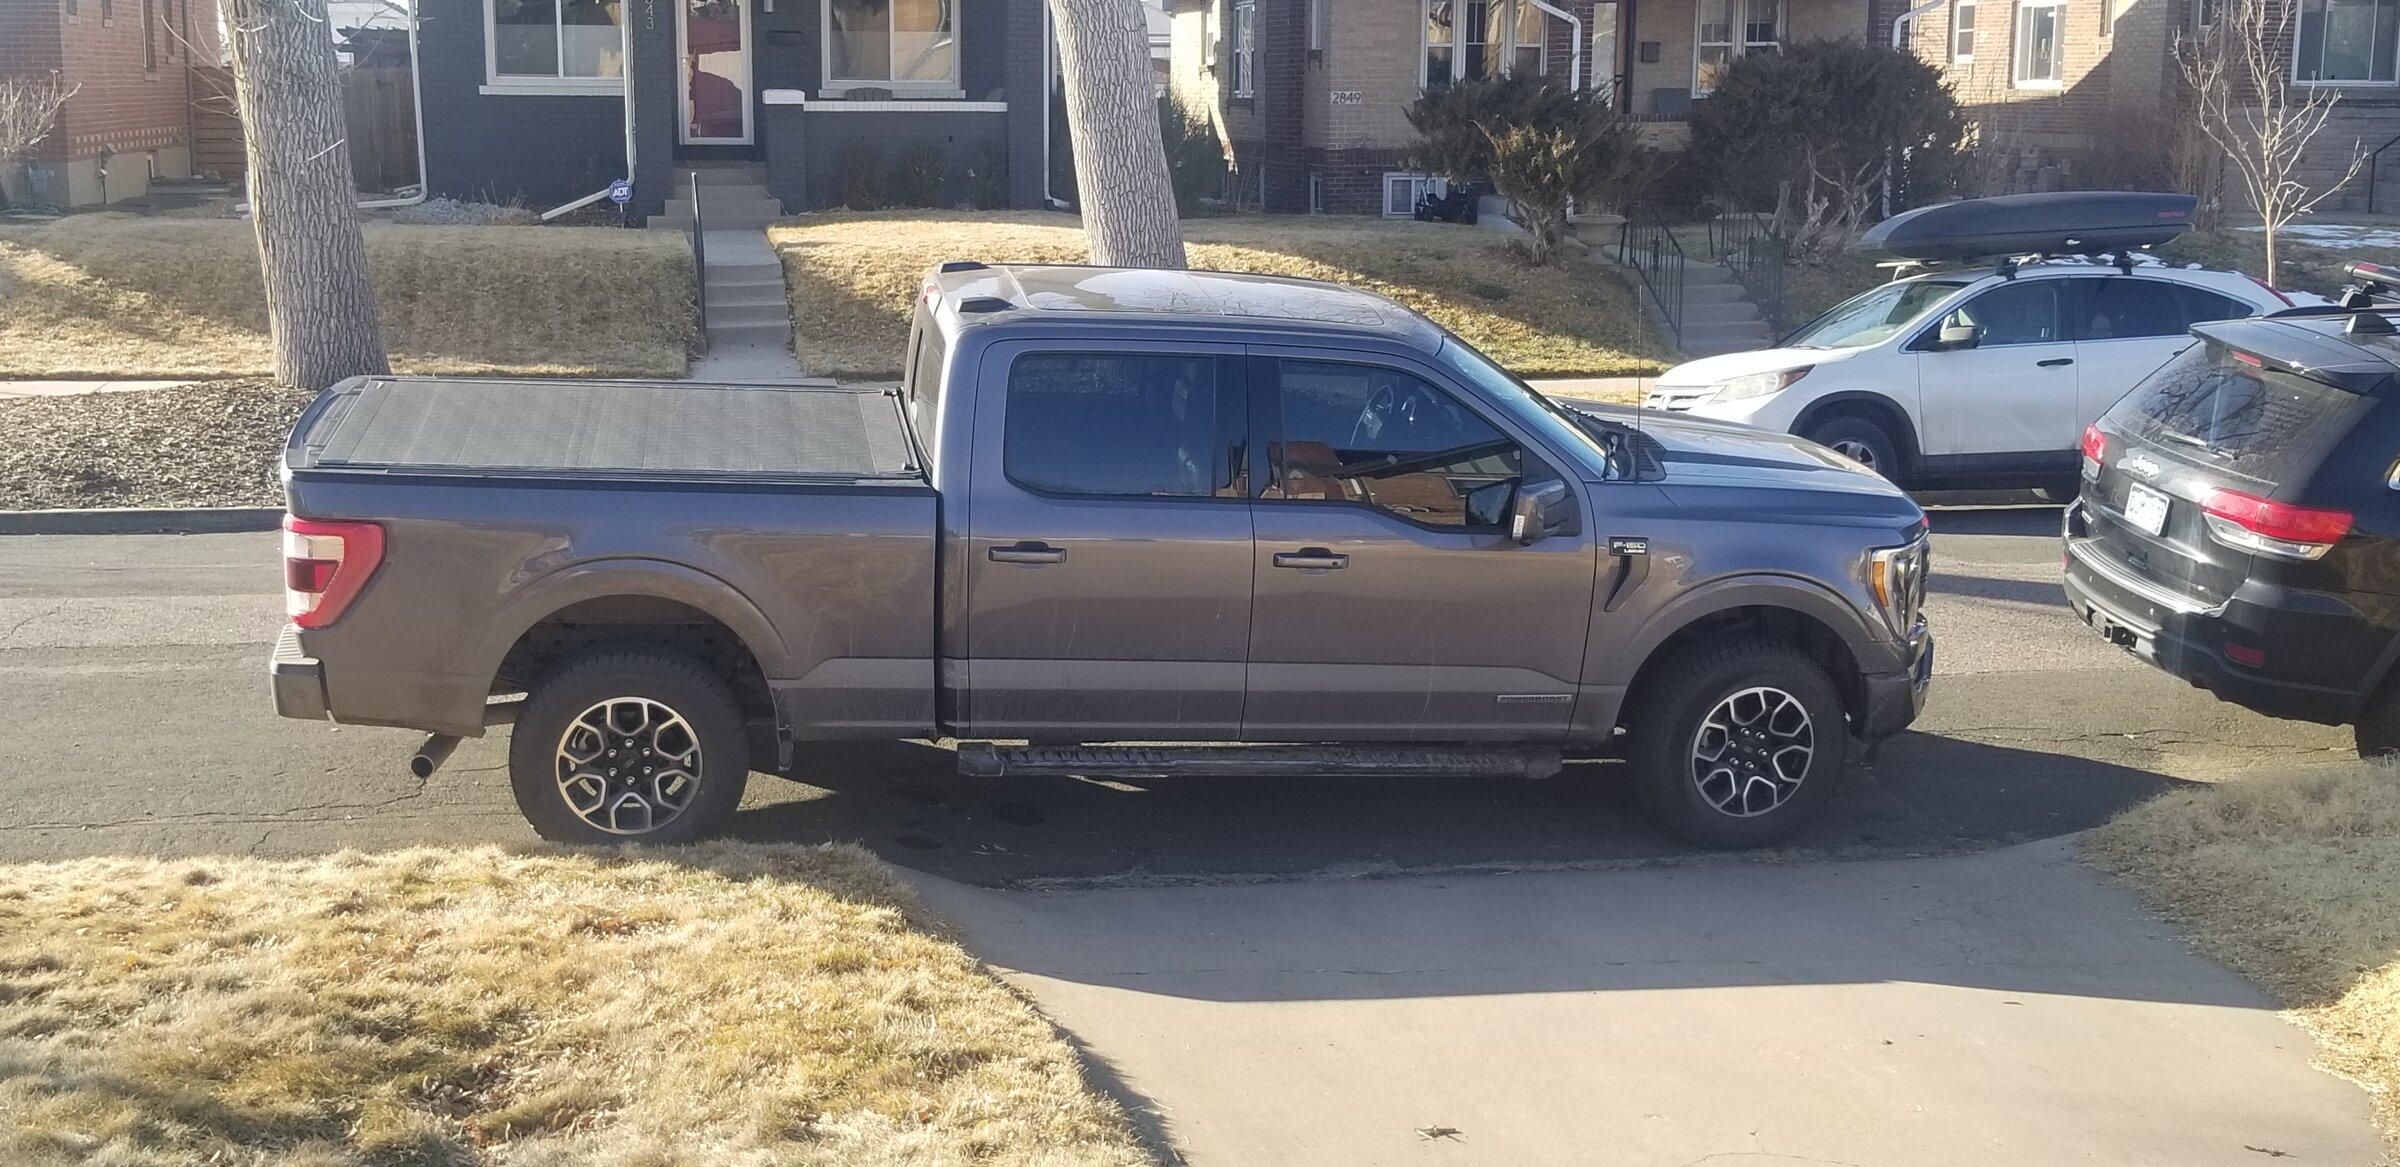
[
  {"left": 1865, "top": 538, "right": 1929, "bottom": 639},
  {"left": 1707, "top": 367, "right": 1811, "bottom": 404}
]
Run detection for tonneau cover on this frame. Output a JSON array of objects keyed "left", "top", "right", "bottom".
[{"left": 289, "top": 376, "right": 921, "bottom": 481}]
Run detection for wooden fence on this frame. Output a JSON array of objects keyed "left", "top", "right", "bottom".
[
  {"left": 188, "top": 65, "right": 245, "bottom": 188},
  {"left": 185, "top": 64, "right": 420, "bottom": 196}
]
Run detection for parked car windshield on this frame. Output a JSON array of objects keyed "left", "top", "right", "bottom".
[{"left": 1785, "top": 278, "right": 1973, "bottom": 349}]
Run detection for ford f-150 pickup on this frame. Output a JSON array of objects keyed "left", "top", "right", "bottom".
[{"left": 271, "top": 262, "right": 1932, "bottom": 848}]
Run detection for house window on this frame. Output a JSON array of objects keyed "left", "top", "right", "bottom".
[
  {"left": 2012, "top": 0, "right": 2064, "bottom": 87},
  {"left": 488, "top": 0, "right": 624, "bottom": 83},
  {"left": 1593, "top": 2, "right": 1620, "bottom": 98},
  {"left": 2295, "top": 0, "right": 2400, "bottom": 83},
  {"left": 1383, "top": 172, "right": 1447, "bottom": 217},
  {"left": 64, "top": 0, "right": 77, "bottom": 21},
  {"left": 1231, "top": 0, "right": 1256, "bottom": 97},
  {"left": 142, "top": 0, "right": 157, "bottom": 70},
  {"left": 828, "top": 0, "right": 958, "bottom": 87},
  {"left": 1695, "top": 0, "right": 1779, "bottom": 94},
  {"left": 1953, "top": 0, "right": 1975, "bottom": 59},
  {"left": 1422, "top": 0, "right": 1551, "bottom": 90}
]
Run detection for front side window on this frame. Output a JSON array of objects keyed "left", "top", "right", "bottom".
[
  {"left": 1423, "top": 0, "right": 1551, "bottom": 89},
  {"left": 491, "top": 0, "right": 623, "bottom": 80},
  {"left": 1953, "top": 0, "right": 1975, "bottom": 60},
  {"left": 1696, "top": 0, "right": 1779, "bottom": 93},
  {"left": 2013, "top": 0, "right": 2064, "bottom": 86},
  {"left": 1269, "top": 360, "right": 1524, "bottom": 529},
  {"left": 1004, "top": 353, "right": 1237, "bottom": 499},
  {"left": 1944, "top": 280, "right": 2062, "bottom": 346},
  {"left": 1231, "top": 0, "right": 1256, "bottom": 96},
  {"left": 2296, "top": 0, "right": 2399, "bottom": 82},
  {"left": 828, "top": 0, "right": 957, "bottom": 86}
]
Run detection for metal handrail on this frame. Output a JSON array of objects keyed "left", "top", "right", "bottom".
[
  {"left": 1707, "top": 211, "right": 1788, "bottom": 337},
  {"left": 689, "top": 172, "right": 707, "bottom": 326},
  {"left": 1618, "top": 204, "right": 1688, "bottom": 344},
  {"left": 2365, "top": 130, "right": 2400, "bottom": 215}
]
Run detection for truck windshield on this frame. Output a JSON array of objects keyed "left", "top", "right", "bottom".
[
  {"left": 1785, "top": 278, "right": 1972, "bottom": 349},
  {"left": 1435, "top": 336, "right": 1648, "bottom": 480}
]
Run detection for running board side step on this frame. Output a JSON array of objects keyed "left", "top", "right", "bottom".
[{"left": 956, "top": 743, "right": 1564, "bottom": 781}]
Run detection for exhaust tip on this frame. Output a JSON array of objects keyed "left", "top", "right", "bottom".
[{"left": 409, "top": 733, "right": 459, "bottom": 779}]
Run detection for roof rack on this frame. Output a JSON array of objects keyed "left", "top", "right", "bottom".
[{"left": 2257, "top": 261, "right": 2400, "bottom": 335}]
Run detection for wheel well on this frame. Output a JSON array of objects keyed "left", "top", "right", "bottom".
[
  {"left": 1796, "top": 396, "right": 1920, "bottom": 469},
  {"left": 496, "top": 596, "right": 774, "bottom": 720},
  {"left": 1622, "top": 605, "right": 1866, "bottom": 729}
]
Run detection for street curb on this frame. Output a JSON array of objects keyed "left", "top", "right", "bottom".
[{"left": 0, "top": 506, "right": 282, "bottom": 536}]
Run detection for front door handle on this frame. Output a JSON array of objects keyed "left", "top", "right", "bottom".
[
  {"left": 989, "top": 542, "right": 1066, "bottom": 565},
  {"left": 2036, "top": 357, "right": 2075, "bottom": 367},
  {"left": 1273, "top": 547, "right": 1349, "bottom": 570}
]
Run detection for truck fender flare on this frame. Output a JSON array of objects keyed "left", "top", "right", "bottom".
[
  {"left": 469, "top": 558, "right": 795, "bottom": 687},
  {"left": 1601, "top": 573, "right": 1892, "bottom": 690}
]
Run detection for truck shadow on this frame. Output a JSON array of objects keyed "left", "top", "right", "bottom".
[{"left": 725, "top": 731, "right": 2183, "bottom": 888}]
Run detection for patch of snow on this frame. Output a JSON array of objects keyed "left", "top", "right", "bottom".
[{"left": 2237, "top": 223, "right": 2400, "bottom": 250}]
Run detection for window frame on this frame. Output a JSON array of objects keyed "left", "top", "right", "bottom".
[
  {"left": 1249, "top": 353, "right": 1541, "bottom": 534},
  {"left": 2292, "top": 0, "right": 2400, "bottom": 85},
  {"left": 1914, "top": 277, "right": 2069, "bottom": 349},
  {"left": 483, "top": 0, "right": 626, "bottom": 94},
  {"left": 1231, "top": 0, "right": 1256, "bottom": 98},
  {"left": 1420, "top": 0, "right": 1554, "bottom": 91},
  {"left": 2011, "top": 0, "right": 2066, "bottom": 89},
  {"left": 1693, "top": 0, "right": 1784, "bottom": 96},
  {"left": 823, "top": 0, "right": 964, "bottom": 98},
  {"left": 1382, "top": 172, "right": 1448, "bottom": 218},
  {"left": 998, "top": 350, "right": 1250, "bottom": 505},
  {"left": 1952, "top": 0, "right": 1976, "bottom": 62}
]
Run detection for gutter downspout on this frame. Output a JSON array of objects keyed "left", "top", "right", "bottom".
[
  {"left": 355, "top": 1, "right": 430, "bottom": 209},
  {"left": 1526, "top": 0, "right": 1582, "bottom": 92}
]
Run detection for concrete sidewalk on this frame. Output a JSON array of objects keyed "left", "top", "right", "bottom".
[
  {"left": 0, "top": 379, "right": 188, "bottom": 399},
  {"left": 910, "top": 838, "right": 2382, "bottom": 1166}
]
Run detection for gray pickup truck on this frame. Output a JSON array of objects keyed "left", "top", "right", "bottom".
[{"left": 271, "top": 263, "right": 1931, "bottom": 848}]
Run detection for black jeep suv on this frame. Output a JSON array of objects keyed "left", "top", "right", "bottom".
[{"left": 2065, "top": 262, "right": 2400, "bottom": 756}]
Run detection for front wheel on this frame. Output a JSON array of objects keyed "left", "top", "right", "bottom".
[
  {"left": 507, "top": 647, "right": 751, "bottom": 844},
  {"left": 1623, "top": 638, "right": 1849, "bottom": 848},
  {"left": 1802, "top": 415, "right": 1903, "bottom": 481}
]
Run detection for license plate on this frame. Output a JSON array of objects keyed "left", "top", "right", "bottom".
[{"left": 2123, "top": 483, "right": 2170, "bottom": 536}]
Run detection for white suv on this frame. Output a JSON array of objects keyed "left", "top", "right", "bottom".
[{"left": 1644, "top": 261, "right": 2308, "bottom": 490}]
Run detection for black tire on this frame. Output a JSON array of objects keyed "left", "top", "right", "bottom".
[
  {"left": 1622, "top": 637, "right": 1849, "bottom": 849},
  {"left": 1802, "top": 414, "right": 1904, "bottom": 481},
  {"left": 507, "top": 647, "right": 751, "bottom": 844},
  {"left": 2356, "top": 684, "right": 2400, "bottom": 759}
]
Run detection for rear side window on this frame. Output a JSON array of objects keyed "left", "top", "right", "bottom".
[
  {"left": 2105, "top": 343, "right": 2373, "bottom": 484},
  {"left": 1003, "top": 353, "right": 1240, "bottom": 499},
  {"left": 2174, "top": 284, "right": 2250, "bottom": 327},
  {"left": 2075, "top": 278, "right": 2187, "bottom": 340},
  {"left": 902, "top": 307, "right": 949, "bottom": 454}
]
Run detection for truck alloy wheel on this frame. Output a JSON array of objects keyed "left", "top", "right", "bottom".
[
  {"left": 555, "top": 697, "right": 704, "bottom": 835},
  {"left": 1689, "top": 686, "right": 1814, "bottom": 817}
]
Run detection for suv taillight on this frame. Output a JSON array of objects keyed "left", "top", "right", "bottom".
[
  {"left": 2199, "top": 488, "right": 2352, "bottom": 561},
  {"left": 2080, "top": 424, "right": 2106, "bottom": 480},
  {"left": 283, "top": 515, "right": 384, "bottom": 628}
]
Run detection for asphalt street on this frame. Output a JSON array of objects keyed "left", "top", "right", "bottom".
[{"left": 0, "top": 507, "right": 2355, "bottom": 878}]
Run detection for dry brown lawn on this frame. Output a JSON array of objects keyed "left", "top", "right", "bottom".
[
  {"left": 0, "top": 378, "right": 304, "bottom": 510},
  {"left": 0, "top": 216, "right": 698, "bottom": 380},
  {"left": 2087, "top": 762, "right": 2400, "bottom": 1150},
  {"left": 769, "top": 210, "right": 1669, "bottom": 379},
  {"left": 0, "top": 844, "right": 1151, "bottom": 1167}
]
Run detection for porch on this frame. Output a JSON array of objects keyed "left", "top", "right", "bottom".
[{"left": 1604, "top": 0, "right": 1876, "bottom": 122}]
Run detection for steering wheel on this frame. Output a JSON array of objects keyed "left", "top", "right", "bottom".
[
  {"left": 1350, "top": 381, "right": 1468, "bottom": 449},
  {"left": 1349, "top": 382, "right": 1398, "bottom": 448}
]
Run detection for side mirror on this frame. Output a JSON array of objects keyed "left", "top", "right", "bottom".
[
  {"left": 1507, "top": 479, "right": 1577, "bottom": 546},
  {"left": 1935, "top": 321, "right": 1980, "bottom": 350}
]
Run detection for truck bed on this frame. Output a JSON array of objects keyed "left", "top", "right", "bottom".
[{"left": 289, "top": 376, "right": 922, "bottom": 483}]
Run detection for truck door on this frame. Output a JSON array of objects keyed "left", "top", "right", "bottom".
[
  {"left": 1243, "top": 352, "right": 1598, "bottom": 742},
  {"left": 960, "top": 342, "right": 1253, "bottom": 739}
]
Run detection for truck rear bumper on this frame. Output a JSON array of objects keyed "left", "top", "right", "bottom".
[{"left": 270, "top": 625, "right": 329, "bottom": 721}]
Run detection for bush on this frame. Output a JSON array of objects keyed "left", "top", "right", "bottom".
[
  {"left": 963, "top": 141, "right": 1009, "bottom": 210},
  {"left": 884, "top": 144, "right": 945, "bottom": 208},
  {"left": 838, "top": 143, "right": 884, "bottom": 211},
  {"left": 1159, "top": 96, "right": 1227, "bottom": 216},
  {"left": 1405, "top": 76, "right": 1650, "bottom": 263},
  {"left": 1690, "top": 40, "right": 1968, "bottom": 255}
]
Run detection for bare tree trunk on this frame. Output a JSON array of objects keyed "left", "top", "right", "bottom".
[
  {"left": 225, "top": 0, "right": 390, "bottom": 390},
  {"left": 1050, "top": 0, "right": 1186, "bottom": 269}
]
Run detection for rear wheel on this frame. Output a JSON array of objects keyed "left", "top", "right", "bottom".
[
  {"left": 1802, "top": 415, "right": 1903, "bottom": 481},
  {"left": 1623, "top": 638, "right": 1849, "bottom": 848},
  {"left": 2356, "top": 684, "right": 2400, "bottom": 759},
  {"left": 508, "top": 647, "right": 751, "bottom": 844}
]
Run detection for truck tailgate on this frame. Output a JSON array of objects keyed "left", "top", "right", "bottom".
[{"left": 291, "top": 376, "right": 921, "bottom": 482}]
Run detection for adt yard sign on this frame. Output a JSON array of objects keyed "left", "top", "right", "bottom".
[{"left": 608, "top": 179, "right": 632, "bottom": 205}]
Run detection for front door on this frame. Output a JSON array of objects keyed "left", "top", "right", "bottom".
[
  {"left": 1243, "top": 354, "right": 1598, "bottom": 742},
  {"left": 1916, "top": 278, "right": 2080, "bottom": 456},
  {"left": 960, "top": 343, "right": 1254, "bottom": 739},
  {"left": 679, "top": 0, "right": 752, "bottom": 144}
]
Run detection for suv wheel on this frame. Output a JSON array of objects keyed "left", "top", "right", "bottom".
[
  {"left": 1803, "top": 415, "right": 1903, "bottom": 480},
  {"left": 1624, "top": 638, "right": 1848, "bottom": 848},
  {"left": 507, "top": 647, "right": 751, "bottom": 844},
  {"left": 2357, "top": 684, "right": 2400, "bottom": 759}
]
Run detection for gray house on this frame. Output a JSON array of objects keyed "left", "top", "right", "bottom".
[{"left": 413, "top": 0, "right": 1054, "bottom": 219}]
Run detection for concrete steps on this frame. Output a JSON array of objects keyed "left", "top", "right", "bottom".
[
  {"left": 1593, "top": 240, "right": 1777, "bottom": 358},
  {"left": 649, "top": 165, "right": 781, "bottom": 231}
]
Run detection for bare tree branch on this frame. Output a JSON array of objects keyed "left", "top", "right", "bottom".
[{"left": 2180, "top": 0, "right": 2364, "bottom": 286}]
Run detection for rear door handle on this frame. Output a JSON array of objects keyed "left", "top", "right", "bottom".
[
  {"left": 1273, "top": 547, "right": 1349, "bottom": 570},
  {"left": 989, "top": 542, "right": 1066, "bottom": 565},
  {"left": 2036, "top": 357, "right": 2075, "bottom": 367}
]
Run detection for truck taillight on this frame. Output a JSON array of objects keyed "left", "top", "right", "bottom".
[
  {"left": 283, "top": 515, "right": 384, "bottom": 628},
  {"left": 2079, "top": 424, "right": 2106, "bottom": 481},
  {"left": 2199, "top": 488, "right": 2351, "bottom": 560}
]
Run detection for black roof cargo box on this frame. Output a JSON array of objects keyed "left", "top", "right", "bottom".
[{"left": 1860, "top": 191, "right": 2196, "bottom": 261}]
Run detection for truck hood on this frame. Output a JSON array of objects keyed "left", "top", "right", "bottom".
[
  {"left": 1565, "top": 401, "right": 1913, "bottom": 505},
  {"left": 1652, "top": 345, "right": 1871, "bottom": 389}
]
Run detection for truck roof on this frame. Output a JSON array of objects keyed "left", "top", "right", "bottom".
[{"left": 925, "top": 262, "right": 1447, "bottom": 351}]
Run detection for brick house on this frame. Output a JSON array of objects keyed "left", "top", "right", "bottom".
[
  {"left": 1163, "top": 0, "right": 1897, "bottom": 215},
  {"left": 0, "top": 0, "right": 224, "bottom": 207}
]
